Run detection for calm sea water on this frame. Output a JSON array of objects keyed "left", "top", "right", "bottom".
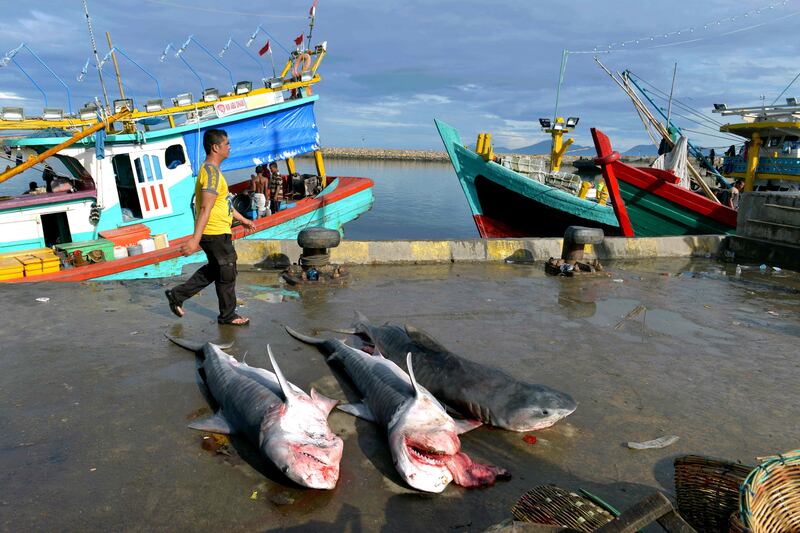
[{"left": 0, "top": 158, "right": 480, "bottom": 240}]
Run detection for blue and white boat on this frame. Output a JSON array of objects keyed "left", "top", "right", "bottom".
[{"left": 0, "top": 40, "right": 374, "bottom": 282}]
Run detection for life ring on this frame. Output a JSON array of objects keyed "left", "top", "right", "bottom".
[{"left": 291, "top": 53, "right": 312, "bottom": 79}]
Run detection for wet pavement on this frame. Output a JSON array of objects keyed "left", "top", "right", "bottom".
[{"left": 2, "top": 259, "right": 799, "bottom": 532}]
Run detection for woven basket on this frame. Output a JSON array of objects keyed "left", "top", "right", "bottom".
[
  {"left": 728, "top": 511, "right": 747, "bottom": 533},
  {"left": 740, "top": 450, "right": 800, "bottom": 533},
  {"left": 674, "top": 455, "right": 754, "bottom": 532},
  {"left": 511, "top": 484, "right": 614, "bottom": 532}
]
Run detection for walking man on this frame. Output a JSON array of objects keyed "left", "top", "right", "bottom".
[{"left": 165, "top": 129, "right": 255, "bottom": 326}]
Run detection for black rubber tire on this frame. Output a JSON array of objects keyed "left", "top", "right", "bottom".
[
  {"left": 564, "top": 226, "right": 605, "bottom": 245},
  {"left": 297, "top": 227, "right": 341, "bottom": 249}
]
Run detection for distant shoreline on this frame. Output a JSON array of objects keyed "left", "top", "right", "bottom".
[{"left": 305, "top": 147, "right": 656, "bottom": 164}]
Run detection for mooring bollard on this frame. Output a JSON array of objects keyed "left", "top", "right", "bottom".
[{"left": 545, "top": 226, "right": 606, "bottom": 276}]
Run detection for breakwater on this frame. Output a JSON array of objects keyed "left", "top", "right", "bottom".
[{"left": 303, "top": 147, "right": 656, "bottom": 164}]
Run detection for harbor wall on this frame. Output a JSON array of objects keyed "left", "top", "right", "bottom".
[
  {"left": 727, "top": 191, "right": 800, "bottom": 270},
  {"left": 235, "top": 235, "right": 726, "bottom": 266}
]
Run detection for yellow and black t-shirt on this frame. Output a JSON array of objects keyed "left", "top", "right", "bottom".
[{"left": 195, "top": 163, "right": 233, "bottom": 235}]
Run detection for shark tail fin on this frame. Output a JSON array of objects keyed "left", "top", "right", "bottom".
[{"left": 165, "top": 334, "right": 234, "bottom": 358}]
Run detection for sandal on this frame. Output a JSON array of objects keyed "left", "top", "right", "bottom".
[
  {"left": 165, "top": 289, "right": 184, "bottom": 318},
  {"left": 218, "top": 315, "right": 250, "bottom": 326}
]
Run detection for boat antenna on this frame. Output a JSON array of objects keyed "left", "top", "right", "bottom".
[
  {"left": 666, "top": 62, "right": 677, "bottom": 133},
  {"left": 306, "top": 0, "right": 317, "bottom": 50},
  {"left": 771, "top": 70, "right": 800, "bottom": 105},
  {"left": 82, "top": 0, "right": 111, "bottom": 114}
]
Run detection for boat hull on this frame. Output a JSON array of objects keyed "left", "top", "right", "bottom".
[
  {"left": 590, "top": 127, "right": 737, "bottom": 237},
  {"left": 4, "top": 176, "right": 373, "bottom": 282},
  {"left": 435, "top": 119, "right": 620, "bottom": 238}
]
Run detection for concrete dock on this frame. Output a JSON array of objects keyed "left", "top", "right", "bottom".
[{"left": 2, "top": 258, "right": 799, "bottom": 531}]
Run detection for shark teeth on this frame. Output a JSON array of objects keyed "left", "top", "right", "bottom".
[{"left": 406, "top": 443, "right": 449, "bottom": 466}]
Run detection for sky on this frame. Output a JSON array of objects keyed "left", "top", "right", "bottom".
[{"left": 0, "top": 0, "right": 798, "bottom": 152}]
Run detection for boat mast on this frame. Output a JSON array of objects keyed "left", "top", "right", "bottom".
[
  {"left": 106, "top": 32, "right": 125, "bottom": 100},
  {"left": 666, "top": 62, "right": 677, "bottom": 132},
  {"left": 82, "top": 0, "right": 111, "bottom": 114}
]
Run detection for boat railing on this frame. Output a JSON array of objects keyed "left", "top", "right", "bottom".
[{"left": 722, "top": 155, "right": 800, "bottom": 176}]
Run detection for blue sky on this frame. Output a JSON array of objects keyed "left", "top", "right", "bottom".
[{"left": 0, "top": 0, "right": 798, "bottom": 152}]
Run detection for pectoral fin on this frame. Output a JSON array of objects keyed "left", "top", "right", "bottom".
[
  {"left": 337, "top": 402, "right": 377, "bottom": 422},
  {"left": 453, "top": 418, "right": 483, "bottom": 434},
  {"left": 311, "top": 388, "right": 339, "bottom": 416},
  {"left": 188, "top": 410, "right": 235, "bottom": 434}
]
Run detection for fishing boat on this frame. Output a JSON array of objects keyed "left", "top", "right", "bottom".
[
  {"left": 590, "top": 127, "right": 736, "bottom": 237},
  {"left": 435, "top": 119, "right": 619, "bottom": 238},
  {"left": 0, "top": 27, "right": 373, "bottom": 282},
  {"left": 714, "top": 100, "right": 800, "bottom": 192}
]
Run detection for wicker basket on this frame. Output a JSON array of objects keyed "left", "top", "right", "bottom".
[
  {"left": 728, "top": 511, "right": 747, "bottom": 533},
  {"left": 740, "top": 450, "right": 800, "bottom": 533},
  {"left": 511, "top": 484, "right": 614, "bottom": 532},
  {"left": 674, "top": 455, "right": 754, "bottom": 532}
]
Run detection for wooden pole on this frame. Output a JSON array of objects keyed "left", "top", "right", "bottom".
[{"left": 106, "top": 32, "right": 125, "bottom": 100}]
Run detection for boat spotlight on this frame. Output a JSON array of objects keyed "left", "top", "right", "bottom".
[
  {"left": 539, "top": 118, "right": 551, "bottom": 129},
  {"left": 174, "top": 92, "right": 193, "bottom": 107},
  {"left": 145, "top": 99, "right": 164, "bottom": 113},
  {"left": 566, "top": 116, "right": 580, "bottom": 128},
  {"left": 1, "top": 106, "right": 24, "bottom": 121},
  {"left": 42, "top": 108, "right": 64, "bottom": 121},
  {"left": 113, "top": 98, "right": 133, "bottom": 113},
  {"left": 787, "top": 97, "right": 798, "bottom": 106},
  {"left": 266, "top": 78, "right": 284, "bottom": 89},
  {"left": 79, "top": 103, "right": 98, "bottom": 121},
  {"left": 234, "top": 81, "right": 252, "bottom": 95},
  {"left": 202, "top": 88, "right": 220, "bottom": 102},
  {"left": 713, "top": 103, "right": 727, "bottom": 111}
]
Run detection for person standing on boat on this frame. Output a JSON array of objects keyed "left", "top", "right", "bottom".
[
  {"left": 165, "top": 129, "right": 255, "bottom": 326},
  {"left": 268, "top": 161, "right": 284, "bottom": 213}
]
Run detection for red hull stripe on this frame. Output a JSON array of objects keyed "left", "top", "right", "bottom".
[
  {"left": 6, "top": 177, "right": 374, "bottom": 283},
  {"left": 150, "top": 185, "right": 159, "bottom": 210},
  {"left": 141, "top": 187, "right": 150, "bottom": 211},
  {"left": 159, "top": 184, "right": 167, "bottom": 208}
]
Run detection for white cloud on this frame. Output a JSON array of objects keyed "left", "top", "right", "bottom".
[{"left": 0, "top": 92, "right": 24, "bottom": 100}]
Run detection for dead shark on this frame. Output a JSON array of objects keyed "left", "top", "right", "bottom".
[
  {"left": 166, "top": 335, "right": 343, "bottom": 489},
  {"left": 284, "top": 326, "right": 508, "bottom": 493}
]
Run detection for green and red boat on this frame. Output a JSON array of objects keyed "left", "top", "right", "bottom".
[
  {"left": 435, "top": 119, "right": 620, "bottom": 237},
  {"left": 590, "top": 127, "right": 737, "bottom": 237}
]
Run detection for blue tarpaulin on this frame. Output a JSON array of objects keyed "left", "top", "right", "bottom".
[{"left": 183, "top": 101, "right": 320, "bottom": 174}]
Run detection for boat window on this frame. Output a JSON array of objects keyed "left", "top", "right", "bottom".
[
  {"left": 134, "top": 158, "right": 145, "bottom": 183},
  {"left": 152, "top": 155, "right": 163, "bottom": 180},
  {"left": 142, "top": 155, "right": 154, "bottom": 182},
  {"left": 165, "top": 144, "right": 186, "bottom": 169},
  {"left": 112, "top": 154, "right": 136, "bottom": 188},
  {"left": 767, "top": 137, "right": 782, "bottom": 148}
]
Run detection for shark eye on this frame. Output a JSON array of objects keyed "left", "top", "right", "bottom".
[{"left": 542, "top": 410, "right": 549, "bottom": 415}]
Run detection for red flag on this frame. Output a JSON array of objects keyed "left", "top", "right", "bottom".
[
  {"left": 309, "top": 0, "right": 317, "bottom": 17},
  {"left": 294, "top": 33, "right": 304, "bottom": 46},
  {"left": 258, "top": 40, "right": 271, "bottom": 56}
]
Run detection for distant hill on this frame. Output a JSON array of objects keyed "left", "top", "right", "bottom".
[{"left": 623, "top": 144, "right": 659, "bottom": 156}]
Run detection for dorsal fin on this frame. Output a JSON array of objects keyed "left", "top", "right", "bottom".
[
  {"left": 406, "top": 352, "right": 420, "bottom": 398},
  {"left": 404, "top": 324, "right": 447, "bottom": 352},
  {"left": 267, "top": 345, "right": 296, "bottom": 404}
]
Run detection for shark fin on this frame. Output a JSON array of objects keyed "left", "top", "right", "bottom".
[
  {"left": 267, "top": 344, "right": 297, "bottom": 404},
  {"left": 453, "top": 418, "right": 483, "bottom": 434},
  {"left": 310, "top": 388, "right": 339, "bottom": 416},
  {"left": 165, "top": 334, "right": 235, "bottom": 353},
  {"left": 337, "top": 402, "right": 376, "bottom": 422},
  {"left": 404, "top": 324, "right": 447, "bottom": 353},
  {"left": 188, "top": 410, "right": 235, "bottom": 434},
  {"left": 406, "top": 352, "right": 421, "bottom": 398}
]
